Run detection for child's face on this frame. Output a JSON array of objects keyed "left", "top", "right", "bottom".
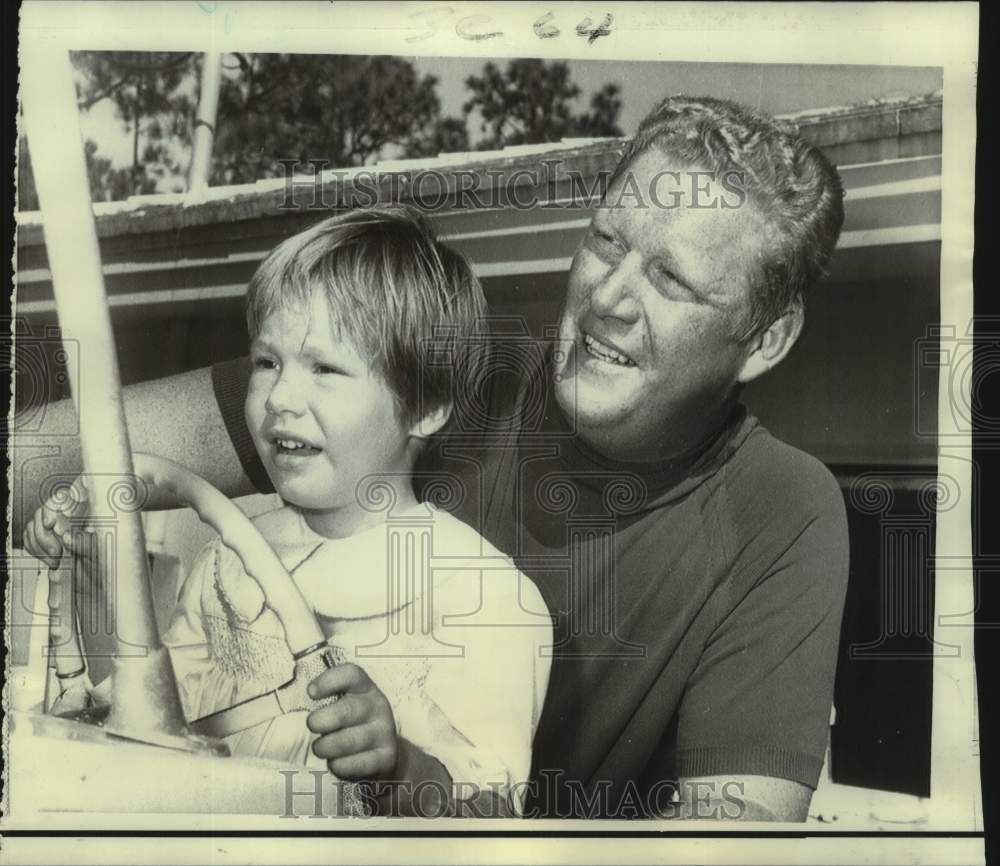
[{"left": 246, "top": 290, "right": 417, "bottom": 530}]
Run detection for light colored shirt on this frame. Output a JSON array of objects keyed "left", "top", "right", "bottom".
[{"left": 163, "top": 502, "right": 552, "bottom": 812}]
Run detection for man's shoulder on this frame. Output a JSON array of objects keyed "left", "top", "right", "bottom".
[
  {"left": 722, "top": 420, "right": 844, "bottom": 515},
  {"left": 705, "top": 420, "right": 850, "bottom": 599},
  {"left": 705, "top": 420, "right": 848, "bottom": 563}
]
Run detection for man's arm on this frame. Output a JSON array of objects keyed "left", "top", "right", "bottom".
[
  {"left": 668, "top": 456, "right": 850, "bottom": 822},
  {"left": 388, "top": 738, "right": 514, "bottom": 818},
  {"left": 673, "top": 775, "right": 812, "bottom": 822},
  {"left": 12, "top": 365, "right": 256, "bottom": 538}
]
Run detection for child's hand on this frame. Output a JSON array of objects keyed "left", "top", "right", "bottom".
[
  {"left": 306, "top": 663, "right": 399, "bottom": 781},
  {"left": 22, "top": 477, "right": 92, "bottom": 568}
]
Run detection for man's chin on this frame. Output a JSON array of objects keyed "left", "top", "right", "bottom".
[{"left": 553, "top": 372, "right": 631, "bottom": 435}]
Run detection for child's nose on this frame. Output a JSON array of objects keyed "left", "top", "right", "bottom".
[{"left": 265, "top": 374, "right": 306, "bottom": 416}]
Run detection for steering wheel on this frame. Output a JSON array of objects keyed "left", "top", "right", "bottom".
[{"left": 47, "top": 453, "right": 339, "bottom": 739}]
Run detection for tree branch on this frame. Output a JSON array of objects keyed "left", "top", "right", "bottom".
[{"left": 78, "top": 77, "right": 129, "bottom": 111}]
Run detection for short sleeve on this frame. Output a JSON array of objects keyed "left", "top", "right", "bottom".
[
  {"left": 211, "top": 357, "right": 273, "bottom": 494},
  {"left": 399, "top": 570, "right": 553, "bottom": 814},
  {"left": 674, "top": 490, "right": 849, "bottom": 789}
]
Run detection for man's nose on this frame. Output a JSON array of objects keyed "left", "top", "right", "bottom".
[
  {"left": 265, "top": 371, "right": 306, "bottom": 417},
  {"left": 590, "top": 252, "right": 642, "bottom": 322}
]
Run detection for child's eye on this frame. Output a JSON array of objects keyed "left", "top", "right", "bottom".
[
  {"left": 313, "top": 363, "right": 341, "bottom": 376},
  {"left": 252, "top": 356, "right": 277, "bottom": 371}
]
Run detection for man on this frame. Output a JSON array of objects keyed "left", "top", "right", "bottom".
[{"left": 15, "top": 96, "right": 847, "bottom": 820}]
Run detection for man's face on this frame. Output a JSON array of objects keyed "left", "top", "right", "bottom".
[{"left": 554, "top": 149, "right": 771, "bottom": 461}]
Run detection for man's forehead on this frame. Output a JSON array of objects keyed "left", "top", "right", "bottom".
[
  {"left": 592, "top": 171, "right": 770, "bottom": 303},
  {"left": 593, "top": 186, "right": 768, "bottom": 252}
]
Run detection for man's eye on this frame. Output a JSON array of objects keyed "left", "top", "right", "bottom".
[
  {"left": 655, "top": 264, "right": 679, "bottom": 284},
  {"left": 590, "top": 228, "right": 623, "bottom": 257},
  {"left": 650, "top": 262, "right": 697, "bottom": 299},
  {"left": 252, "top": 356, "right": 277, "bottom": 370}
]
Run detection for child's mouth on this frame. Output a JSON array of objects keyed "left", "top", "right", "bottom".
[{"left": 273, "top": 437, "right": 322, "bottom": 458}]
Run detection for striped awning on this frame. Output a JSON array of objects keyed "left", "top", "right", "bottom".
[{"left": 14, "top": 149, "right": 940, "bottom": 317}]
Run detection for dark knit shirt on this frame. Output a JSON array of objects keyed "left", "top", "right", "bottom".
[{"left": 211, "top": 352, "right": 849, "bottom": 819}]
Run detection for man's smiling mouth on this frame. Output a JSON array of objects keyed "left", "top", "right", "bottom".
[{"left": 583, "top": 333, "right": 636, "bottom": 367}]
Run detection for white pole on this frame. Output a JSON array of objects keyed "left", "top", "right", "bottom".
[
  {"left": 20, "top": 41, "right": 189, "bottom": 740},
  {"left": 188, "top": 51, "right": 222, "bottom": 198}
]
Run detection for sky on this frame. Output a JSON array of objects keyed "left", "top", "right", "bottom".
[
  {"left": 77, "top": 56, "right": 943, "bottom": 175},
  {"left": 414, "top": 57, "right": 943, "bottom": 138}
]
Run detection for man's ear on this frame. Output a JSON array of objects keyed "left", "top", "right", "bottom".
[
  {"left": 410, "top": 403, "right": 452, "bottom": 440},
  {"left": 737, "top": 302, "right": 804, "bottom": 385}
]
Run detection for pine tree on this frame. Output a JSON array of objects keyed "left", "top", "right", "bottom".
[{"left": 463, "top": 60, "right": 623, "bottom": 150}]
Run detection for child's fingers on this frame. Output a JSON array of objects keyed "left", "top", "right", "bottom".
[
  {"left": 311, "top": 721, "right": 380, "bottom": 761},
  {"left": 43, "top": 476, "right": 91, "bottom": 524},
  {"left": 36, "top": 502, "right": 68, "bottom": 538},
  {"left": 22, "top": 521, "right": 39, "bottom": 560},
  {"left": 307, "top": 662, "right": 369, "bottom": 701},
  {"left": 327, "top": 746, "right": 397, "bottom": 782},
  {"left": 30, "top": 510, "right": 64, "bottom": 559},
  {"left": 34, "top": 503, "right": 73, "bottom": 553},
  {"left": 39, "top": 478, "right": 99, "bottom": 558},
  {"left": 23, "top": 522, "right": 61, "bottom": 569},
  {"left": 39, "top": 501, "right": 62, "bottom": 531},
  {"left": 28, "top": 478, "right": 85, "bottom": 560},
  {"left": 306, "top": 692, "right": 368, "bottom": 734}
]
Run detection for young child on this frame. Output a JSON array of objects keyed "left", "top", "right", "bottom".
[{"left": 30, "top": 207, "right": 552, "bottom": 817}]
